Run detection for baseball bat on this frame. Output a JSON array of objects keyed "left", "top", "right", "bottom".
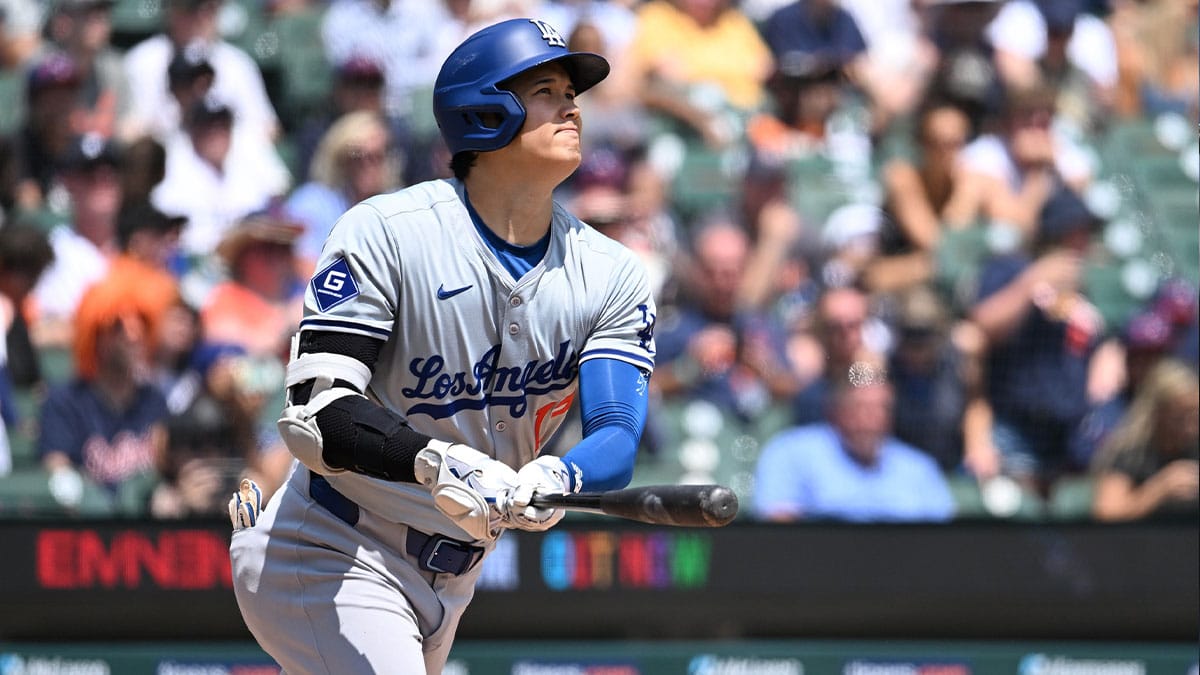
[{"left": 530, "top": 484, "right": 739, "bottom": 527}]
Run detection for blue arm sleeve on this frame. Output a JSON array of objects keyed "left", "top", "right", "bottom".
[{"left": 558, "top": 358, "right": 649, "bottom": 492}]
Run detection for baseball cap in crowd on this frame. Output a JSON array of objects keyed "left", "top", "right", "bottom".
[
  {"left": 26, "top": 51, "right": 82, "bottom": 96},
  {"left": 57, "top": 133, "right": 121, "bottom": 172},
  {"left": 1035, "top": 0, "right": 1083, "bottom": 33},
  {"left": 1152, "top": 278, "right": 1198, "bottom": 328},
  {"left": 897, "top": 284, "right": 949, "bottom": 342},
  {"left": 1037, "top": 187, "right": 1100, "bottom": 244},
  {"left": 186, "top": 96, "right": 235, "bottom": 129},
  {"left": 335, "top": 55, "right": 385, "bottom": 85},
  {"left": 216, "top": 212, "right": 304, "bottom": 266},
  {"left": 1122, "top": 310, "right": 1173, "bottom": 353},
  {"left": 168, "top": 43, "right": 216, "bottom": 87},
  {"left": 116, "top": 201, "right": 187, "bottom": 249}
]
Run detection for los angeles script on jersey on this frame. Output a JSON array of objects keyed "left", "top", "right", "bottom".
[{"left": 402, "top": 340, "right": 578, "bottom": 419}]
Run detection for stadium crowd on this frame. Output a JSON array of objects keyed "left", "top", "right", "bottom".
[{"left": 0, "top": 0, "right": 1196, "bottom": 523}]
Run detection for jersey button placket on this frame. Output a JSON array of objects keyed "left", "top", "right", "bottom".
[
  {"left": 494, "top": 421, "right": 507, "bottom": 432},
  {"left": 508, "top": 322, "right": 520, "bottom": 335}
]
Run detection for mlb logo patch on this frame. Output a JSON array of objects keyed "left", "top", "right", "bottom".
[{"left": 310, "top": 257, "right": 360, "bottom": 312}]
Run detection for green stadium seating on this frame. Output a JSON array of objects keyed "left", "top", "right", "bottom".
[
  {"left": 0, "top": 69, "right": 24, "bottom": 135},
  {"left": 1046, "top": 475, "right": 1096, "bottom": 521},
  {"left": 0, "top": 468, "right": 116, "bottom": 517}
]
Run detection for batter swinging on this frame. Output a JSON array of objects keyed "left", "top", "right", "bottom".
[{"left": 229, "top": 17, "right": 656, "bottom": 674}]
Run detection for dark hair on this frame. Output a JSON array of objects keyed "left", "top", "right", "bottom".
[
  {"left": 450, "top": 151, "right": 478, "bottom": 180},
  {"left": 0, "top": 221, "right": 55, "bottom": 277}
]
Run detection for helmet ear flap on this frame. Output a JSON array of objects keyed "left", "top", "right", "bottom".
[{"left": 438, "top": 86, "right": 526, "bottom": 154}]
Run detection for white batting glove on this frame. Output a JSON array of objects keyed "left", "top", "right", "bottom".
[
  {"left": 504, "top": 455, "right": 576, "bottom": 532},
  {"left": 414, "top": 440, "right": 519, "bottom": 542},
  {"left": 228, "top": 478, "right": 264, "bottom": 531}
]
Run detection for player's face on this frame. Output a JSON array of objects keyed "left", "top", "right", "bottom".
[{"left": 504, "top": 63, "right": 583, "bottom": 170}]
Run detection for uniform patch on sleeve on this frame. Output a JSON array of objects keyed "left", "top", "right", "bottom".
[{"left": 310, "top": 257, "right": 360, "bottom": 312}]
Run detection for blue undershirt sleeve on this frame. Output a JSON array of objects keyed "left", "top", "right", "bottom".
[{"left": 557, "top": 358, "right": 649, "bottom": 492}]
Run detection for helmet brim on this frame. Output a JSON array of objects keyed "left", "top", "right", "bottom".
[{"left": 500, "top": 51, "right": 610, "bottom": 95}]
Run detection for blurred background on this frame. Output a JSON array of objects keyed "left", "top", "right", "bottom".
[{"left": 0, "top": 0, "right": 1196, "bottom": 672}]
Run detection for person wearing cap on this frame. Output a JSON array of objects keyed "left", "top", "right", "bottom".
[
  {"left": 12, "top": 51, "right": 84, "bottom": 210},
  {"left": 970, "top": 185, "right": 1106, "bottom": 493},
  {"left": 119, "top": 0, "right": 278, "bottom": 143},
  {"left": 28, "top": 132, "right": 124, "bottom": 348},
  {"left": 43, "top": 0, "right": 128, "bottom": 139},
  {"left": 290, "top": 55, "right": 388, "bottom": 185},
  {"left": 199, "top": 211, "right": 304, "bottom": 359},
  {"left": 151, "top": 95, "right": 291, "bottom": 258}
]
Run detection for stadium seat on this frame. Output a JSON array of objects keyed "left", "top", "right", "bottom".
[
  {"left": 0, "top": 468, "right": 115, "bottom": 517},
  {"left": 1046, "top": 475, "right": 1096, "bottom": 521},
  {"left": 0, "top": 70, "right": 24, "bottom": 135}
]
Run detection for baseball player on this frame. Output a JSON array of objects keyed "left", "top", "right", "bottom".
[{"left": 228, "top": 17, "right": 657, "bottom": 674}]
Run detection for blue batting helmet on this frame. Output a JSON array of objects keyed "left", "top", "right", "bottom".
[{"left": 433, "top": 18, "right": 610, "bottom": 156}]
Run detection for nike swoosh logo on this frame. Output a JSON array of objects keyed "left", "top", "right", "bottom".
[{"left": 437, "top": 284, "right": 472, "bottom": 300}]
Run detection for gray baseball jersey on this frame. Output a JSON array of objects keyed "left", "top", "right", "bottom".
[
  {"left": 302, "top": 177, "right": 656, "bottom": 538},
  {"left": 231, "top": 177, "right": 656, "bottom": 673}
]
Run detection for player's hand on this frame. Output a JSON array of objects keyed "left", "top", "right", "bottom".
[
  {"left": 503, "top": 455, "right": 574, "bottom": 532},
  {"left": 228, "top": 478, "right": 264, "bottom": 531},
  {"left": 414, "top": 440, "right": 518, "bottom": 542}
]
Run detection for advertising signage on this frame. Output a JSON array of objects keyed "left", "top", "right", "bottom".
[{"left": 0, "top": 520, "right": 1195, "bottom": 641}]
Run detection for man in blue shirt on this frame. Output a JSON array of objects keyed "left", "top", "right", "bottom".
[{"left": 753, "top": 373, "right": 955, "bottom": 522}]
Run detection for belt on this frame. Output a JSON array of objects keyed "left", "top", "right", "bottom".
[{"left": 308, "top": 471, "right": 484, "bottom": 576}]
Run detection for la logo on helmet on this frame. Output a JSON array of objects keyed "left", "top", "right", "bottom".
[{"left": 529, "top": 19, "right": 566, "bottom": 48}]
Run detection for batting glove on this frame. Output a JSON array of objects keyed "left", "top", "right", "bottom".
[
  {"left": 504, "top": 455, "right": 576, "bottom": 532},
  {"left": 228, "top": 478, "right": 264, "bottom": 531},
  {"left": 414, "top": 440, "right": 519, "bottom": 542}
]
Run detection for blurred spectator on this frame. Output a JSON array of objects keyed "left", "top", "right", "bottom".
[
  {"left": 42, "top": 0, "right": 128, "bottom": 139},
  {"left": 957, "top": 84, "right": 1094, "bottom": 238},
  {"left": 562, "top": 16, "right": 649, "bottom": 153},
  {"left": 790, "top": 284, "right": 883, "bottom": 425},
  {"left": 839, "top": 0, "right": 938, "bottom": 127},
  {"left": 988, "top": 0, "right": 1117, "bottom": 117},
  {"left": 200, "top": 211, "right": 304, "bottom": 360},
  {"left": 291, "top": 55, "right": 387, "bottom": 185},
  {"left": 747, "top": 55, "right": 844, "bottom": 164},
  {"left": 887, "top": 284, "right": 989, "bottom": 471},
  {"left": 119, "top": 0, "right": 279, "bottom": 142},
  {"left": 153, "top": 44, "right": 216, "bottom": 141},
  {"left": 867, "top": 101, "right": 981, "bottom": 294},
  {"left": 283, "top": 110, "right": 398, "bottom": 268},
  {"left": 653, "top": 216, "right": 795, "bottom": 420},
  {"left": 624, "top": 0, "right": 773, "bottom": 148},
  {"left": 104, "top": 200, "right": 184, "bottom": 313},
  {"left": 319, "top": 0, "right": 453, "bottom": 131},
  {"left": 761, "top": 0, "right": 917, "bottom": 131},
  {"left": 753, "top": 372, "right": 956, "bottom": 522},
  {"left": 149, "top": 393, "right": 245, "bottom": 518},
  {"left": 0, "top": 222, "right": 54, "bottom": 474},
  {"left": 969, "top": 186, "right": 1105, "bottom": 491},
  {"left": 151, "top": 97, "right": 291, "bottom": 259},
  {"left": 919, "top": 0, "right": 1007, "bottom": 134},
  {"left": 1090, "top": 358, "right": 1199, "bottom": 521},
  {"left": 118, "top": 135, "right": 166, "bottom": 205},
  {"left": 1069, "top": 279, "right": 1200, "bottom": 468},
  {"left": 36, "top": 275, "right": 170, "bottom": 508},
  {"left": 12, "top": 51, "right": 85, "bottom": 212},
  {"left": 0, "top": 221, "right": 54, "bottom": 389},
  {"left": 1108, "top": 0, "right": 1199, "bottom": 119},
  {"left": 760, "top": 0, "right": 867, "bottom": 76},
  {"left": 0, "top": 0, "right": 44, "bottom": 67},
  {"left": 29, "top": 133, "right": 123, "bottom": 348}
]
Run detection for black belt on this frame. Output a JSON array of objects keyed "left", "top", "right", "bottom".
[{"left": 308, "top": 471, "right": 484, "bottom": 576}]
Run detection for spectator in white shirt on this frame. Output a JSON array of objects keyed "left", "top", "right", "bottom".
[
  {"left": 119, "top": 0, "right": 278, "bottom": 143},
  {"left": 151, "top": 97, "right": 290, "bottom": 261}
]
